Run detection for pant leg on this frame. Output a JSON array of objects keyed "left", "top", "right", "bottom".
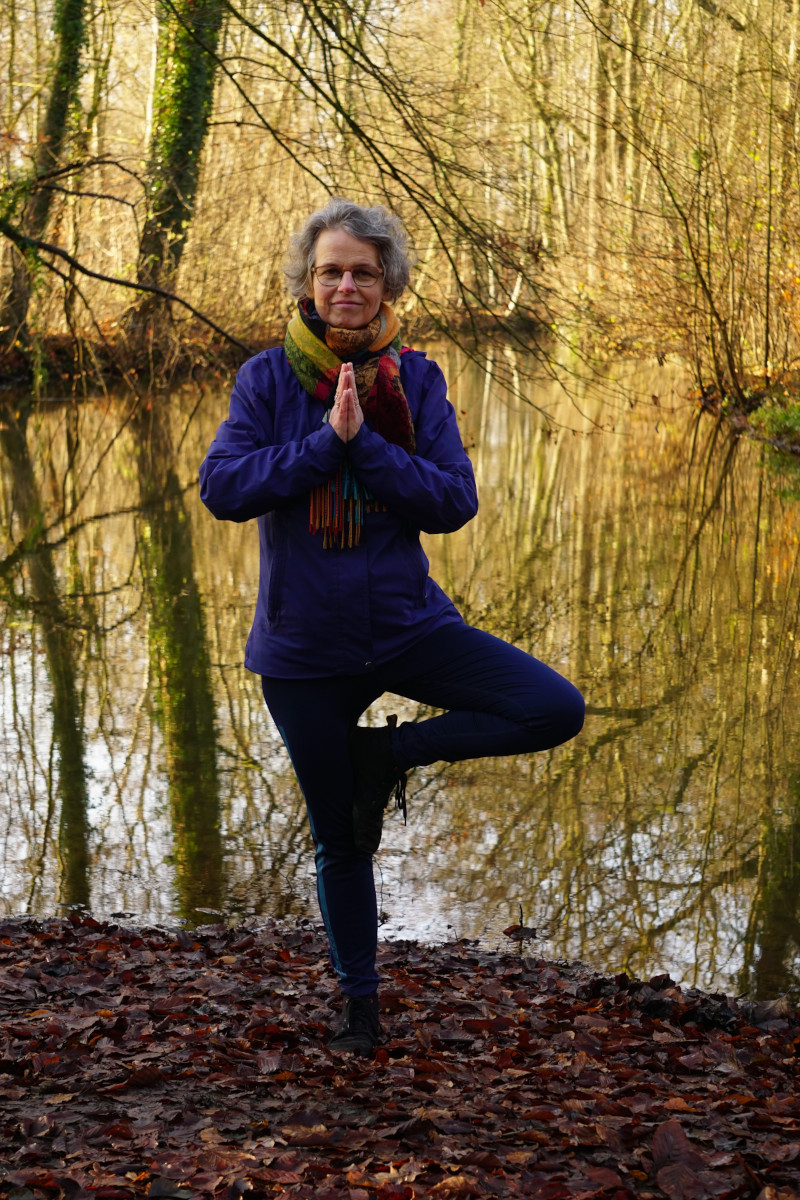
[
  {"left": 261, "top": 673, "right": 382, "bottom": 997},
  {"left": 376, "top": 623, "right": 584, "bottom": 770}
]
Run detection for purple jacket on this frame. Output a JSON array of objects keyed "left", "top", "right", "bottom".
[{"left": 199, "top": 347, "right": 478, "bottom": 677}]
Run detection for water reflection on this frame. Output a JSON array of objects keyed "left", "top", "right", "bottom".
[
  {"left": 0, "top": 397, "right": 90, "bottom": 909},
  {"left": 134, "top": 402, "right": 223, "bottom": 922},
  {"left": 1, "top": 350, "right": 800, "bottom": 1001}
]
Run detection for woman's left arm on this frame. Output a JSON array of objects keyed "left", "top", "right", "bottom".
[{"left": 347, "top": 358, "right": 478, "bottom": 533}]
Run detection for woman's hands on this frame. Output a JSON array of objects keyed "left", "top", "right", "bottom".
[{"left": 329, "top": 362, "right": 364, "bottom": 443}]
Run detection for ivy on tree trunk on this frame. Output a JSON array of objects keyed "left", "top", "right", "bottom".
[
  {"left": 136, "top": 0, "right": 225, "bottom": 297},
  {"left": 0, "top": 0, "right": 87, "bottom": 348}
]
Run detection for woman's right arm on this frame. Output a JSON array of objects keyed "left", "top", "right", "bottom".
[{"left": 199, "top": 355, "right": 345, "bottom": 523}]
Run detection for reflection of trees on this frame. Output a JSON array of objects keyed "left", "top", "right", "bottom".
[
  {"left": 183, "top": 405, "right": 316, "bottom": 921},
  {"left": 4, "top": 357, "right": 800, "bottom": 996},
  {"left": 740, "top": 772, "right": 800, "bottom": 1000},
  {"left": 134, "top": 402, "right": 224, "bottom": 923},
  {"left": 0, "top": 399, "right": 90, "bottom": 908},
  {"left": 416, "top": 358, "right": 800, "bottom": 996},
  {"left": 0, "top": 388, "right": 318, "bottom": 922},
  {"left": 134, "top": 397, "right": 318, "bottom": 924}
]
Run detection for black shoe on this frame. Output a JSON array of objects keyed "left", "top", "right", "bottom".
[
  {"left": 328, "top": 993, "right": 381, "bottom": 1055},
  {"left": 350, "top": 715, "right": 408, "bottom": 856}
]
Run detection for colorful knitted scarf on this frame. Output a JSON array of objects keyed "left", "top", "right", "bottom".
[{"left": 284, "top": 298, "right": 415, "bottom": 548}]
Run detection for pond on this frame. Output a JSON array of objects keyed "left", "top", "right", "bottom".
[{"left": 2, "top": 345, "right": 800, "bottom": 1003}]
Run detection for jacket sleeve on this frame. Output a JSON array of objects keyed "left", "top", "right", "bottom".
[
  {"left": 346, "top": 357, "right": 478, "bottom": 534},
  {"left": 198, "top": 354, "right": 345, "bottom": 523}
]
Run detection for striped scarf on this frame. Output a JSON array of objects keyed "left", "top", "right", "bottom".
[{"left": 284, "top": 298, "right": 415, "bottom": 548}]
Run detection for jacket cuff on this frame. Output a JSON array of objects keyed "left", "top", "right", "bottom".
[
  {"left": 347, "top": 423, "right": 386, "bottom": 464},
  {"left": 316, "top": 420, "right": 349, "bottom": 463}
]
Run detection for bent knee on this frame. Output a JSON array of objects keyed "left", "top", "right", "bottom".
[
  {"left": 559, "top": 686, "right": 585, "bottom": 742},
  {"left": 524, "top": 680, "right": 585, "bottom": 747}
]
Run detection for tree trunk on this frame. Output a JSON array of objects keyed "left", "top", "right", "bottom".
[
  {"left": 586, "top": 1, "right": 611, "bottom": 283},
  {"left": 130, "top": 0, "right": 224, "bottom": 342},
  {"left": 0, "top": 0, "right": 88, "bottom": 348}
]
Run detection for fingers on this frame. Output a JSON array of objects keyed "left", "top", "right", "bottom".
[
  {"left": 329, "top": 400, "right": 348, "bottom": 441},
  {"left": 349, "top": 391, "right": 363, "bottom": 438},
  {"left": 335, "top": 362, "right": 355, "bottom": 401},
  {"left": 330, "top": 364, "right": 362, "bottom": 441},
  {"left": 329, "top": 364, "right": 351, "bottom": 440},
  {"left": 333, "top": 367, "right": 355, "bottom": 417},
  {"left": 342, "top": 366, "right": 362, "bottom": 426}
]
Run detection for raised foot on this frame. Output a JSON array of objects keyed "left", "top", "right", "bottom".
[{"left": 349, "top": 715, "right": 407, "bottom": 856}]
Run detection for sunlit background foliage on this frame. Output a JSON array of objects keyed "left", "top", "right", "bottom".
[{"left": 1, "top": 0, "right": 800, "bottom": 390}]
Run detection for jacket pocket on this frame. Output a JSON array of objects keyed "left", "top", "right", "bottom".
[
  {"left": 266, "top": 522, "right": 286, "bottom": 624},
  {"left": 402, "top": 531, "right": 429, "bottom": 608}
]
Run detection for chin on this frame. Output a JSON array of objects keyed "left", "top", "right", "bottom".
[{"left": 331, "top": 312, "right": 368, "bottom": 328}]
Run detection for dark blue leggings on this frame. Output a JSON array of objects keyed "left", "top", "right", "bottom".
[{"left": 261, "top": 622, "right": 584, "bottom": 996}]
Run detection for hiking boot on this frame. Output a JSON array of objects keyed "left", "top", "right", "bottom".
[
  {"left": 328, "top": 992, "right": 382, "bottom": 1055},
  {"left": 350, "top": 715, "right": 408, "bottom": 856}
]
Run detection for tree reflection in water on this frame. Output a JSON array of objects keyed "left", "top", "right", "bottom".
[
  {"left": 134, "top": 401, "right": 224, "bottom": 924},
  {"left": 1, "top": 350, "right": 800, "bottom": 1000},
  {"left": 0, "top": 397, "right": 90, "bottom": 910}
]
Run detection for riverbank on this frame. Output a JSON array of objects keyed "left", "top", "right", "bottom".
[
  {"left": 0, "top": 308, "right": 549, "bottom": 396},
  {"left": 694, "top": 369, "right": 800, "bottom": 485},
  {"left": 0, "top": 327, "right": 255, "bottom": 396},
  {"left": 5, "top": 325, "right": 800, "bottom": 496},
  {"left": 1, "top": 914, "right": 797, "bottom": 1199}
]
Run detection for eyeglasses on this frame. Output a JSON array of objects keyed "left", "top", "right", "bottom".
[{"left": 311, "top": 265, "right": 384, "bottom": 287}]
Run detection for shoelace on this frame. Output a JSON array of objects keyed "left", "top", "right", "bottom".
[
  {"left": 386, "top": 715, "right": 407, "bottom": 824},
  {"left": 393, "top": 773, "right": 407, "bottom": 824}
]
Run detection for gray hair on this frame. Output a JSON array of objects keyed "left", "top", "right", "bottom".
[{"left": 283, "top": 197, "right": 413, "bottom": 303}]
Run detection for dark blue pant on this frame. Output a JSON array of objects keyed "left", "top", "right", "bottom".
[{"left": 261, "top": 623, "right": 584, "bottom": 996}]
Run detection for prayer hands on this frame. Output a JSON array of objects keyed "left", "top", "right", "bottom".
[{"left": 329, "top": 362, "right": 364, "bottom": 443}]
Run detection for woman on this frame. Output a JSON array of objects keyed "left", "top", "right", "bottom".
[{"left": 199, "top": 198, "right": 584, "bottom": 1056}]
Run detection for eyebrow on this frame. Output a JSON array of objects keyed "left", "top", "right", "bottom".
[{"left": 316, "top": 259, "right": 380, "bottom": 269}]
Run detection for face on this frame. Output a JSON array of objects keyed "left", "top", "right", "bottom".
[{"left": 308, "top": 228, "right": 390, "bottom": 328}]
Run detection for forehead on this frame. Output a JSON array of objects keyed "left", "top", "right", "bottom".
[{"left": 314, "top": 228, "right": 381, "bottom": 266}]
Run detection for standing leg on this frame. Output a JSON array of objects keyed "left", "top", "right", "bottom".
[{"left": 261, "top": 673, "right": 381, "bottom": 996}]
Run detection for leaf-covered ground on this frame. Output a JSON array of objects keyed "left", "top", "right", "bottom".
[{"left": 1, "top": 915, "right": 799, "bottom": 1200}]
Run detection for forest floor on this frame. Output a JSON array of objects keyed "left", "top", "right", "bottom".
[{"left": 1, "top": 915, "right": 799, "bottom": 1200}]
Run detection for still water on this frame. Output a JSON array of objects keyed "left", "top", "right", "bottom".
[{"left": 2, "top": 347, "right": 799, "bottom": 1001}]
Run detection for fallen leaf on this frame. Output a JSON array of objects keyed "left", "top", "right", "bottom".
[
  {"left": 429, "top": 1175, "right": 481, "bottom": 1195},
  {"left": 652, "top": 1120, "right": 707, "bottom": 1171}
]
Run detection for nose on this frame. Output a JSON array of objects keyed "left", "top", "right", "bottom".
[{"left": 337, "top": 270, "right": 358, "bottom": 292}]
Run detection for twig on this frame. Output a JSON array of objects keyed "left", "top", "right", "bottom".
[{"left": 0, "top": 217, "right": 253, "bottom": 356}]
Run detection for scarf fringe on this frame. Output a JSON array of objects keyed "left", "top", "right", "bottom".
[{"left": 308, "top": 461, "right": 385, "bottom": 548}]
